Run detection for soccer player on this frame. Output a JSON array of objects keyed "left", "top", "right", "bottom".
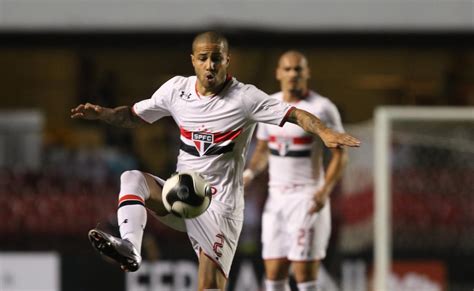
[
  {"left": 71, "top": 33, "right": 359, "bottom": 291},
  {"left": 243, "top": 51, "right": 348, "bottom": 291}
]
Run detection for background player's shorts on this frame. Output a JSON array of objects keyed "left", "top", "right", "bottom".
[
  {"left": 261, "top": 185, "right": 331, "bottom": 261},
  {"left": 185, "top": 209, "right": 243, "bottom": 278},
  {"left": 148, "top": 172, "right": 243, "bottom": 278}
]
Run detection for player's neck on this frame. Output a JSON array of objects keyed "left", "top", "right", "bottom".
[
  {"left": 196, "top": 76, "right": 231, "bottom": 97},
  {"left": 196, "top": 83, "right": 219, "bottom": 97},
  {"left": 283, "top": 90, "right": 309, "bottom": 103}
]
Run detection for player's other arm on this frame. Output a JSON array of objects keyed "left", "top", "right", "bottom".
[
  {"left": 287, "top": 108, "right": 360, "bottom": 148},
  {"left": 243, "top": 139, "right": 269, "bottom": 187},
  {"left": 70, "top": 103, "right": 145, "bottom": 128},
  {"left": 311, "top": 147, "right": 348, "bottom": 213}
]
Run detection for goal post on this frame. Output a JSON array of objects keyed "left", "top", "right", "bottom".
[{"left": 373, "top": 106, "right": 474, "bottom": 291}]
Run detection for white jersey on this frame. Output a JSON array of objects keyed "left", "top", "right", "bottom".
[
  {"left": 257, "top": 91, "right": 344, "bottom": 192},
  {"left": 133, "top": 76, "right": 292, "bottom": 219}
]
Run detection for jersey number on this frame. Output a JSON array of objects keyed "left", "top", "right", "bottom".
[
  {"left": 297, "top": 228, "right": 315, "bottom": 246},
  {"left": 213, "top": 233, "right": 225, "bottom": 257}
]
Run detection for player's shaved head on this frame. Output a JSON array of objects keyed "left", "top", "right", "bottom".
[
  {"left": 191, "top": 31, "right": 231, "bottom": 96},
  {"left": 276, "top": 50, "right": 310, "bottom": 101},
  {"left": 278, "top": 50, "right": 308, "bottom": 68},
  {"left": 192, "top": 31, "right": 229, "bottom": 54}
]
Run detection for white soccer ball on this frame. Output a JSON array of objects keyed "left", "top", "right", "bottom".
[{"left": 162, "top": 171, "right": 212, "bottom": 219}]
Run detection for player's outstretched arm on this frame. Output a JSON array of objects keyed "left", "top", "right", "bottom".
[
  {"left": 287, "top": 108, "right": 361, "bottom": 148},
  {"left": 70, "top": 103, "right": 145, "bottom": 128}
]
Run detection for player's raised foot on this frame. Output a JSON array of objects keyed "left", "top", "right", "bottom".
[{"left": 88, "top": 228, "right": 142, "bottom": 272}]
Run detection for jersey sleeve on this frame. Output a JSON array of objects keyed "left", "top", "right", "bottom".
[
  {"left": 242, "top": 85, "right": 293, "bottom": 127},
  {"left": 132, "top": 77, "right": 177, "bottom": 123},
  {"left": 322, "top": 100, "right": 345, "bottom": 133}
]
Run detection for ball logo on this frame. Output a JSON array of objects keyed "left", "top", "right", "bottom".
[
  {"left": 192, "top": 132, "right": 215, "bottom": 156},
  {"left": 176, "top": 185, "right": 190, "bottom": 200}
]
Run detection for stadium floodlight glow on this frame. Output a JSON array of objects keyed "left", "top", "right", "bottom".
[{"left": 373, "top": 106, "right": 474, "bottom": 291}]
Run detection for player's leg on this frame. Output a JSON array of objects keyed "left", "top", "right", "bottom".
[
  {"left": 288, "top": 191, "right": 331, "bottom": 291},
  {"left": 186, "top": 209, "right": 242, "bottom": 291},
  {"left": 89, "top": 170, "right": 166, "bottom": 271},
  {"left": 117, "top": 171, "right": 166, "bottom": 247},
  {"left": 261, "top": 195, "right": 291, "bottom": 291},
  {"left": 141, "top": 172, "right": 167, "bottom": 215},
  {"left": 197, "top": 252, "right": 227, "bottom": 290},
  {"left": 292, "top": 260, "right": 321, "bottom": 291},
  {"left": 264, "top": 259, "right": 291, "bottom": 291}
]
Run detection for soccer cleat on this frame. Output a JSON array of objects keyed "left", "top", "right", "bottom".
[{"left": 88, "top": 228, "right": 142, "bottom": 272}]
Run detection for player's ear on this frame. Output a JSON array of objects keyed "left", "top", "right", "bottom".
[
  {"left": 225, "top": 53, "right": 231, "bottom": 65},
  {"left": 190, "top": 54, "right": 197, "bottom": 67}
]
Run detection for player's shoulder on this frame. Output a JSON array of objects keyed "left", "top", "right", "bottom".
[
  {"left": 269, "top": 91, "right": 283, "bottom": 100},
  {"left": 165, "top": 75, "right": 195, "bottom": 89},
  {"left": 307, "top": 91, "right": 337, "bottom": 108},
  {"left": 228, "top": 77, "right": 264, "bottom": 98},
  {"left": 230, "top": 78, "right": 256, "bottom": 92}
]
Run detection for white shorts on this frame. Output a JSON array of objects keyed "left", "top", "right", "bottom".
[
  {"left": 186, "top": 209, "right": 243, "bottom": 278},
  {"left": 148, "top": 173, "right": 243, "bottom": 278},
  {"left": 261, "top": 186, "right": 331, "bottom": 261}
]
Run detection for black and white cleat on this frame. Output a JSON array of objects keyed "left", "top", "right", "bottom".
[{"left": 88, "top": 228, "right": 142, "bottom": 272}]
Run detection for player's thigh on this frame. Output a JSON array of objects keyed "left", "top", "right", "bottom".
[
  {"left": 287, "top": 196, "right": 331, "bottom": 261},
  {"left": 292, "top": 260, "right": 321, "bottom": 282},
  {"left": 261, "top": 197, "right": 288, "bottom": 260},
  {"left": 198, "top": 252, "right": 227, "bottom": 290},
  {"left": 186, "top": 209, "right": 243, "bottom": 278},
  {"left": 264, "top": 258, "right": 291, "bottom": 281},
  {"left": 142, "top": 172, "right": 167, "bottom": 216}
]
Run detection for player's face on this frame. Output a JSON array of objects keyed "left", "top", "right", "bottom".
[
  {"left": 276, "top": 54, "right": 310, "bottom": 97},
  {"left": 191, "top": 41, "right": 230, "bottom": 94}
]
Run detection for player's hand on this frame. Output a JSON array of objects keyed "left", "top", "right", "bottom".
[
  {"left": 319, "top": 128, "right": 360, "bottom": 148},
  {"left": 309, "top": 188, "right": 330, "bottom": 214},
  {"left": 70, "top": 103, "right": 104, "bottom": 120}
]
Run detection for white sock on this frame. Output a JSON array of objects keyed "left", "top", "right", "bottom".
[
  {"left": 265, "top": 279, "right": 290, "bottom": 291},
  {"left": 297, "top": 280, "right": 319, "bottom": 291},
  {"left": 117, "top": 170, "right": 150, "bottom": 254}
]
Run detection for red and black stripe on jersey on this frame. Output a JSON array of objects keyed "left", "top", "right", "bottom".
[
  {"left": 268, "top": 135, "right": 313, "bottom": 157},
  {"left": 179, "top": 127, "right": 243, "bottom": 157}
]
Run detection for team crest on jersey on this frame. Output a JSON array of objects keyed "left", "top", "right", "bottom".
[
  {"left": 275, "top": 137, "right": 291, "bottom": 156},
  {"left": 191, "top": 132, "right": 215, "bottom": 155}
]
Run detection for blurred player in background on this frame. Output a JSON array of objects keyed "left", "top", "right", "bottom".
[
  {"left": 244, "top": 51, "right": 348, "bottom": 291},
  {"left": 71, "top": 33, "right": 358, "bottom": 291}
]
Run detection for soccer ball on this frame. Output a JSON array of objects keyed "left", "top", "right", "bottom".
[{"left": 162, "top": 171, "right": 212, "bottom": 219}]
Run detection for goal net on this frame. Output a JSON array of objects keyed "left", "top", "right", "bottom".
[{"left": 337, "top": 106, "right": 474, "bottom": 291}]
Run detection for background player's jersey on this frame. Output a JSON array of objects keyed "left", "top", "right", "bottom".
[
  {"left": 133, "top": 76, "right": 292, "bottom": 219},
  {"left": 257, "top": 91, "right": 344, "bottom": 193}
]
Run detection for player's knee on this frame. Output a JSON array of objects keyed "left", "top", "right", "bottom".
[
  {"left": 293, "top": 262, "right": 319, "bottom": 282},
  {"left": 119, "top": 170, "right": 150, "bottom": 200},
  {"left": 296, "top": 272, "right": 316, "bottom": 283},
  {"left": 120, "top": 170, "right": 143, "bottom": 184}
]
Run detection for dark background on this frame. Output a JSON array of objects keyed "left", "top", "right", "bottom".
[{"left": 0, "top": 24, "right": 473, "bottom": 291}]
